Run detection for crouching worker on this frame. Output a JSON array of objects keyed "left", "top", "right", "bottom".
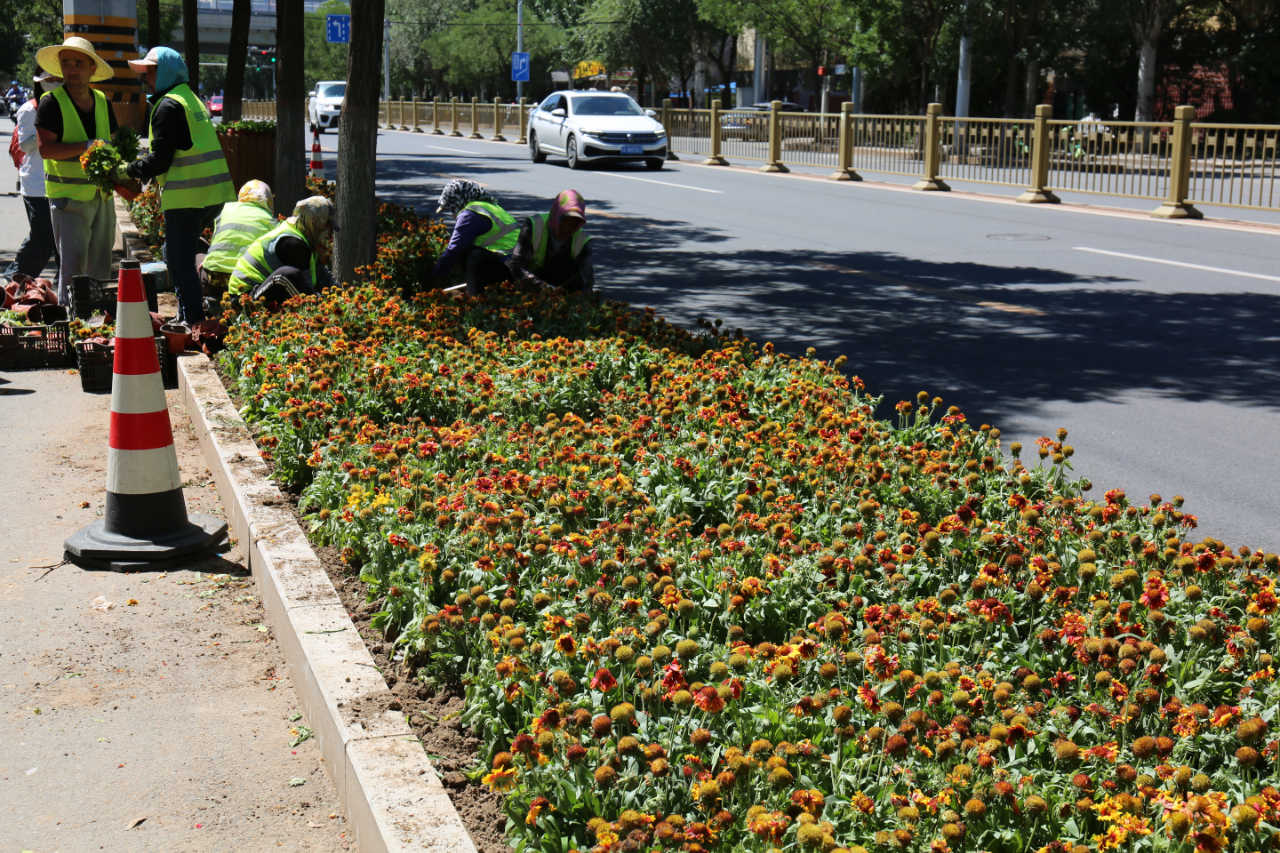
[
  {"left": 200, "top": 179, "right": 275, "bottom": 301},
  {"left": 509, "top": 189, "right": 594, "bottom": 293},
  {"left": 228, "top": 196, "right": 336, "bottom": 303},
  {"left": 430, "top": 178, "right": 518, "bottom": 296}
]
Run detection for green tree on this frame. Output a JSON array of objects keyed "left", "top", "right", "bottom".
[
  {"left": 0, "top": 0, "right": 61, "bottom": 84},
  {"left": 701, "top": 0, "right": 860, "bottom": 104},
  {"left": 583, "top": 0, "right": 705, "bottom": 106},
  {"left": 426, "top": 0, "right": 562, "bottom": 98}
]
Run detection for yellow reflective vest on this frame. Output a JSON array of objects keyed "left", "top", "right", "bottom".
[
  {"left": 150, "top": 83, "right": 235, "bottom": 211},
  {"left": 466, "top": 200, "right": 520, "bottom": 254},
  {"left": 44, "top": 87, "right": 110, "bottom": 202},
  {"left": 203, "top": 201, "right": 275, "bottom": 274},
  {"left": 528, "top": 213, "right": 591, "bottom": 269},
  {"left": 229, "top": 220, "right": 316, "bottom": 295}
]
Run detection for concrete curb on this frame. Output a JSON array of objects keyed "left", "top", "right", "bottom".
[{"left": 177, "top": 353, "right": 479, "bottom": 853}]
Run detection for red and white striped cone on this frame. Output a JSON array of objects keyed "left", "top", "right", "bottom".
[
  {"left": 64, "top": 259, "right": 227, "bottom": 570},
  {"left": 309, "top": 124, "right": 322, "bottom": 177}
]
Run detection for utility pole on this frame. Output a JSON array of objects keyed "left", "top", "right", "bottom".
[
  {"left": 382, "top": 18, "right": 390, "bottom": 101},
  {"left": 516, "top": 0, "right": 523, "bottom": 102}
]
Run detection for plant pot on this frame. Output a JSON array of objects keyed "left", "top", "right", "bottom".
[
  {"left": 217, "top": 129, "right": 276, "bottom": 190},
  {"left": 160, "top": 322, "right": 191, "bottom": 355}
]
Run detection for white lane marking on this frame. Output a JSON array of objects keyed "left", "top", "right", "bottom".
[
  {"left": 594, "top": 172, "right": 724, "bottom": 194},
  {"left": 1074, "top": 246, "right": 1280, "bottom": 284},
  {"left": 427, "top": 144, "right": 482, "bottom": 155}
]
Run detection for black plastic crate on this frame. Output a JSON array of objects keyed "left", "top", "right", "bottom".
[
  {"left": 74, "top": 336, "right": 176, "bottom": 393},
  {"left": 156, "top": 336, "right": 177, "bottom": 390},
  {"left": 74, "top": 340, "right": 114, "bottom": 393},
  {"left": 0, "top": 320, "right": 74, "bottom": 370},
  {"left": 69, "top": 274, "right": 159, "bottom": 320}
]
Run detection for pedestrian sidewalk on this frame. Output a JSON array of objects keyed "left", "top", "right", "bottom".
[{"left": 0, "top": 144, "right": 350, "bottom": 851}]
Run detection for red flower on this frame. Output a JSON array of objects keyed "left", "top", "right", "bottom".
[
  {"left": 694, "top": 686, "right": 725, "bottom": 714},
  {"left": 590, "top": 667, "right": 618, "bottom": 692}
]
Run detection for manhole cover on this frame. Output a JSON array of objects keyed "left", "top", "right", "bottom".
[{"left": 986, "top": 233, "right": 1052, "bottom": 241}]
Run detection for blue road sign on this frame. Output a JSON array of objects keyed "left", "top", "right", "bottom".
[
  {"left": 511, "top": 51, "right": 531, "bottom": 83},
  {"left": 326, "top": 14, "right": 351, "bottom": 44}
]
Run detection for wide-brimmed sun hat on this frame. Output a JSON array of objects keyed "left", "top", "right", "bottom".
[{"left": 37, "top": 36, "right": 114, "bottom": 83}]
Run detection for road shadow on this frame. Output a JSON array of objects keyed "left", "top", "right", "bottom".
[{"left": 596, "top": 234, "right": 1280, "bottom": 424}]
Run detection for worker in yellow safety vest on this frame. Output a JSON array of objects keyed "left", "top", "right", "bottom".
[
  {"left": 199, "top": 179, "right": 275, "bottom": 298},
  {"left": 124, "top": 46, "right": 235, "bottom": 330},
  {"left": 428, "top": 178, "right": 519, "bottom": 296},
  {"left": 33, "top": 36, "right": 120, "bottom": 306},
  {"left": 509, "top": 189, "right": 594, "bottom": 293},
  {"left": 229, "top": 196, "right": 336, "bottom": 303}
]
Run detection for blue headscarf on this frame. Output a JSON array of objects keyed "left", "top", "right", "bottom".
[{"left": 150, "top": 47, "right": 189, "bottom": 92}]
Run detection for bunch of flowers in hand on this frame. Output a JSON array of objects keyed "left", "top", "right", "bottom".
[{"left": 79, "top": 139, "right": 124, "bottom": 195}]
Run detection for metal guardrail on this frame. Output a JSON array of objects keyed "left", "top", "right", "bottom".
[{"left": 239, "top": 98, "right": 1279, "bottom": 217}]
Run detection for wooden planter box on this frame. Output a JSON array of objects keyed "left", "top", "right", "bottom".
[{"left": 218, "top": 129, "right": 276, "bottom": 190}]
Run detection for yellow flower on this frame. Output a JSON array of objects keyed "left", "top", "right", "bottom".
[{"left": 481, "top": 766, "right": 517, "bottom": 792}]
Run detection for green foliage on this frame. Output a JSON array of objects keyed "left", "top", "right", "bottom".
[
  {"left": 0, "top": 0, "right": 61, "bottom": 84},
  {"left": 306, "top": 0, "right": 351, "bottom": 90}
]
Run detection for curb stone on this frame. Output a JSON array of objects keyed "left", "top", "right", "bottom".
[{"left": 178, "top": 353, "right": 480, "bottom": 853}]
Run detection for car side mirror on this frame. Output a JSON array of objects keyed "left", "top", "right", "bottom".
[
  {"left": 644, "top": 109, "right": 656, "bottom": 118},
  {"left": 551, "top": 107, "right": 566, "bottom": 117}
]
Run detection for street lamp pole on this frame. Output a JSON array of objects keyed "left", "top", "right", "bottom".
[{"left": 516, "top": 0, "right": 523, "bottom": 102}]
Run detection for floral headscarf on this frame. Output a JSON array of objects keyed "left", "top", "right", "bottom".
[
  {"left": 435, "top": 178, "right": 497, "bottom": 215},
  {"left": 237, "top": 179, "right": 274, "bottom": 214},
  {"left": 549, "top": 189, "right": 586, "bottom": 233},
  {"left": 288, "top": 196, "right": 335, "bottom": 245}
]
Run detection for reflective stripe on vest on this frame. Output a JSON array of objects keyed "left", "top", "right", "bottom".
[
  {"left": 528, "top": 213, "right": 591, "bottom": 269},
  {"left": 229, "top": 220, "right": 316, "bottom": 295},
  {"left": 465, "top": 201, "right": 520, "bottom": 254},
  {"left": 203, "top": 201, "right": 276, "bottom": 274},
  {"left": 44, "top": 88, "right": 110, "bottom": 201},
  {"left": 150, "top": 84, "right": 235, "bottom": 211}
]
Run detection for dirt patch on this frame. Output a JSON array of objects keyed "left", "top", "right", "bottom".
[{"left": 212, "top": 361, "right": 512, "bottom": 853}]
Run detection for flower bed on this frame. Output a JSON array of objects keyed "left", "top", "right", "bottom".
[{"left": 222, "top": 209, "right": 1280, "bottom": 853}]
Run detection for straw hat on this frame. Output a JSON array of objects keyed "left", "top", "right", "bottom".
[{"left": 36, "top": 36, "right": 114, "bottom": 83}]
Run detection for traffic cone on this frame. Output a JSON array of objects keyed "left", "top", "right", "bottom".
[
  {"left": 64, "top": 259, "right": 227, "bottom": 571},
  {"left": 309, "top": 124, "right": 323, "bottom": 178}
]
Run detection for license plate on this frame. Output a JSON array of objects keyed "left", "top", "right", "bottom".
[{"left": 620, "top": 144, "right": 643, "bottom": 155}]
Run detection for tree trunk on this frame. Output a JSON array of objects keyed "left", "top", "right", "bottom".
[
  {"left": 182, "top": 0, "right": 199, "bottom": 93},
  {"left": 1003, "top": 55, "right": 1020, "bottom": 117},
  {"left": 223, "top": 0, "right": 250, "bottom": 121},
  {"left": 1134, "top": 35, "right": 1158, "bottom": 121},
  {"left": 274, "top": 0, "right": 306, "bottom": 213},
  {"left": 147, "top": 0, "right": 160, "bottom": 47},
  {"left": 335, "top": 0, "right": 385, "bottom": 287},
  {"left": 1023, "top": 57, "right": 1040, "bottom": 116}
]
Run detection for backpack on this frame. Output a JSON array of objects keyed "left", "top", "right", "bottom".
[{"left": 9, "top": 125, "right": 23, "bottom": 169}]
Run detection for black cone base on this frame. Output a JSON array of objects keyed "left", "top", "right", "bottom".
[{"left": 64, "top": 513, "right": 229, "bottom": 571}]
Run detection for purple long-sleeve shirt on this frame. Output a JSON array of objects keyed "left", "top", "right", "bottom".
[{"left": 432, "top": 209, "right": 493, "bottom": 277}]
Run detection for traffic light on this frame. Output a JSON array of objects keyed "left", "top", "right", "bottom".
[{"left": 817, "top": 66, "right": 825, "bottom": 76}]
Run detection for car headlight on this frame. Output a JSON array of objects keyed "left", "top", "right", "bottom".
[
  {"left": 653, "top": 128, "right": 667, "bottom": 137},
  {"left": 579, "top": 129, "right": 606, "bottom": 138}
]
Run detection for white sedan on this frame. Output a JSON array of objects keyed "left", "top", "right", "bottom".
[{"left": 528, "top": 91, "right": 667, "bottom": 170}]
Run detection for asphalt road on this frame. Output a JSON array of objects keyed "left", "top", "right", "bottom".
[{"left": 326, "top": 128, "right": 1280, "bottom": 552}]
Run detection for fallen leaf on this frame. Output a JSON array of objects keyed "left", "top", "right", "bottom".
[
  {"left": 128, "top": 816, "right": 147, "bottom": 829},
  {"left": 92, "top": 596, "right": 115, "bottom": 611},
  {"left": 288, "top": 777, "right": 307, "bottom": 787},
  {"left": 126, "top": 599, "right": 138, "bottom": 606},
  {"left": 79, "top": 501, "right": 90, "bottom": 509}
]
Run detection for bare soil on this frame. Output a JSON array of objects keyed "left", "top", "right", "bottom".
[{"left": 213, "top": 361, "right": 513, "bottom": 853}]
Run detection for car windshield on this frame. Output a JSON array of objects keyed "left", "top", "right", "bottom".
[
  {"left": 318, "top": 83, "right": 346, "bottom": 98},
  {"left": 571, "top": 96, "right": 644, "bottom": 117}
]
